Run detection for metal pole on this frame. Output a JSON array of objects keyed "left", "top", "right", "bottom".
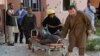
[{"left": 4, "top": 0, "right": 7, "bottom": 43}]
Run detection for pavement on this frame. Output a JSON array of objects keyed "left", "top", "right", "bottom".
[{"left": 0, "top": 34, "right": 100, "bottom": 56}]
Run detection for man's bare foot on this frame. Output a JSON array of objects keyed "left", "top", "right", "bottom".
[{"left": 65, "top": 52, "right": 72, "bottom": 56}]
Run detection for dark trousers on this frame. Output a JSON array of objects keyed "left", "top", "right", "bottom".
[
  {"left": 23, "top": 29, "right": 31, "bottom": 44},
  {"left": 14, "top": 24, "right": 24, "bottom": 43}
]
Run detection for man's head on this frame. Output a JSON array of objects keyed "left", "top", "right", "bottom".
[
  {"left": 87, "top": 0, "right": 92, "bottom": 7},
  {"left": 20, "top": 3, "right": 24, "bottom": 10},
  {"left": 27, "top": 7, "right": 33, "bottom": 14},
  {"left": 47, "top": 9, "right": 55, "bottom": 18},
  {"left": 8, "top": 3, "right": 13, "bottom": 9},
  {"left": 68, "top": 5, "right": 77, "bottom": 16}
]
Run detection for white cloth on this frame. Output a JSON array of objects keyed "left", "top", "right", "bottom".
[
  {"left": 13, "top": 16, "right": 19, "bottom": 33},
  {"left": 19, "top": 9, "right": 24, "bottom": 15},
  {"left": 6, "top": 26, "right": 14, "bottom": 43},
  {"left": 6, "top": 16, "right": 19, "bottom": 43},
  {"left": 8, "top": 9, "right": 14, "bottom": 15}
]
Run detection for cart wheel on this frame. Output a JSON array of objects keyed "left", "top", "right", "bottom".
[
  {"left": 44, "top": 49, "right": 47, "bottom": 52},
  {"left": 32, "top": 48, "right": 34, "bottom": 52}
]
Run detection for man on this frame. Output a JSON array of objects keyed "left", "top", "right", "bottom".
[
  {"left": 22, "top": 7, "right": 36, "bottom": 49},
  {"left": 15, "top": 3, "right": 27, "bottom": 43},
  {"left": 61, "top": 5, "right": 92, "bottom": 56},
  {"left": 40, "top": 9, "right": 62, "bottom": 45},
  {"left": 6, "top": 3, "right": 16, "bottom": 46},
  {"left": 84, "top": 1, "right": 96, "bottom": 33}
]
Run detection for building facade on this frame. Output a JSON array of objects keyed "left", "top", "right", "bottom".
[
  {"left": 0, "top": 0, "right": 5, "bottom": 34},
  {"left": 46, "top": 0, "right": 100, "bottom": 24},
  {"left": 0, "top": 0, "right": 99, "bottom": 34}
]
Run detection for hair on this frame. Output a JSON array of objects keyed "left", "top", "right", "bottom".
[
  {"left": 8, "top": 3, "right": 13, "bottom": 9},
  {"left": 87, "top": 0, "right": 91, "bottom": 4},
  {"left": 8, "top": 3, "right": 12, "bottom": 6},
  {"left": 27, "top": 7, "right": 32, "bottom": 10},
  {"left": 68, "top": 5, "right": 76, "bottom": 10},
  {"left": 87, "top": 0, "right": 92, "bottom": 7},
  {"left": 20, "top": 3, "right": 24, "bottom": 6}
]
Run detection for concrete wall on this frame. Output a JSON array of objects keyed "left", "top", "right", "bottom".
[
  {"left": 0, "top": 0, "right": 5, "bottom": 33},
  {"left": 46, "top": 0, "right": 88, "bottom": 24},
  {"left": 46, "top": 0, "right": 68, "bottom": 25},
  {"left": 0, "top": 0, "right": 4, "bottom": 5},
  {"left": 74, "top": 0, "right": 87, "bottom": 11},
  {"left": 41, "top": 0, "right": 47, "bottom": 19},
  {"left": 33, "top": 12, "right": 42, "bottom": 28},
  {"left": 6, "top": 0, "right": 100, "bottom": 26}
]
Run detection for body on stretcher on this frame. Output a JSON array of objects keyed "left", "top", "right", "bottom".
[{"left": 30, "top": 29, "right": 66, "bottom": 56}]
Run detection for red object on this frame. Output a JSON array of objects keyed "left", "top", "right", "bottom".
[
  {"left": 47, "top": 44, "right": 64, "bottom": 48},
  {"left": 32, "top": 36, "right": 40, "bottom": 41}
]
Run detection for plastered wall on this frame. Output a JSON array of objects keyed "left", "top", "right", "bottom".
[{"left": 46, "top": 0, "right": 87, "bottom": 24}]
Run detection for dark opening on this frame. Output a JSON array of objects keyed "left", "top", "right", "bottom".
[{"left": 63, "top": 0, "right": 70, "bottom": 10}]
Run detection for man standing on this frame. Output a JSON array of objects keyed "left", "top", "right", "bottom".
[
  {"left": 15, "top": 3, "right": 27, "bottom": 43},
  {"left": 22, "top": 7, "right": 36, "bottom": 49},
  {"left": 84, "top": 1, "right": 96, "bottom": 33},
  {"left": 61, "top": 5, "right": 92, "bottom": 56},
  {"left": 6, "top": 3, "right": 16, "bottom": 46}
]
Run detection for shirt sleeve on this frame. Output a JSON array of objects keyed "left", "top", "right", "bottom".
[
  {"left": 17, "top": 10, "right": 27, "bottom": 19},
  {"left": 91, "top": 6, "right": 96, "bottom": 13},
  {"left": 8, "top": 10, "right": 13, "bottom": 16},
  {"left": 42, "top": 17, "right": 48, "bottom": 27},
  {"left": 61, "top": 16, "right": 70, "bottom": 38},
  {"left": 82, "top": 12, "right": 93, "bottom": 31}
]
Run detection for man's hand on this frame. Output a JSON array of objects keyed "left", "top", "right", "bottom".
[
  {"left": 48, "top": 25, "right": 57, "bottom": 28},
  {"left": 60, "top": 37, "right": 64, "bottom": 40},
  {"left": 88, "top": 30, "right": 92, "bottom": 35}
]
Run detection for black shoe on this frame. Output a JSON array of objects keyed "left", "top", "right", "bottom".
[
  {"left": 0, "top": 43, "right": 5, "bottom": 45},
  {"left": 20, "top": 42, "right": 23, "bottom": 44},
  {"left": 26, "top": 42, "right": 29, "bottom": 44},
  {"left": 14, "top": 41, "right": 17, "bottom": 43},
  {"left": 7, "top": 43, "right": 14, "bottom": 46}
]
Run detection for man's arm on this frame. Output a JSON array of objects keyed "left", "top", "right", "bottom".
[
  {"left": 82, "top": 12, "right": 93, "bottom": 35},
  {"left": 42, "top": 18, "right": 48, "bottom": 27},
  {"left": 48, "top": 16, "right": 62, "bottom": 28},
  {"left": 61, "top": 16, "right": 70, "bottom": 39},
  {"left": 92, "top": 6, "right": 96, "bottom": 13},
  {"left": 48, "top": 24, "right": 62, "bottom": 28},
  {"left": 18, "top": 11, "right": 27, "bottom": 19},
  {"left": 8, "top": 10, "right": 14, "bottom": 16},
  {"left": 86, "top": 16, "right": 93, "bottom": 34}
]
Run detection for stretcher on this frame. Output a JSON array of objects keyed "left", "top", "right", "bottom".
[{"left": 30, "top": 29, "right": 66, "bottom": 56}]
